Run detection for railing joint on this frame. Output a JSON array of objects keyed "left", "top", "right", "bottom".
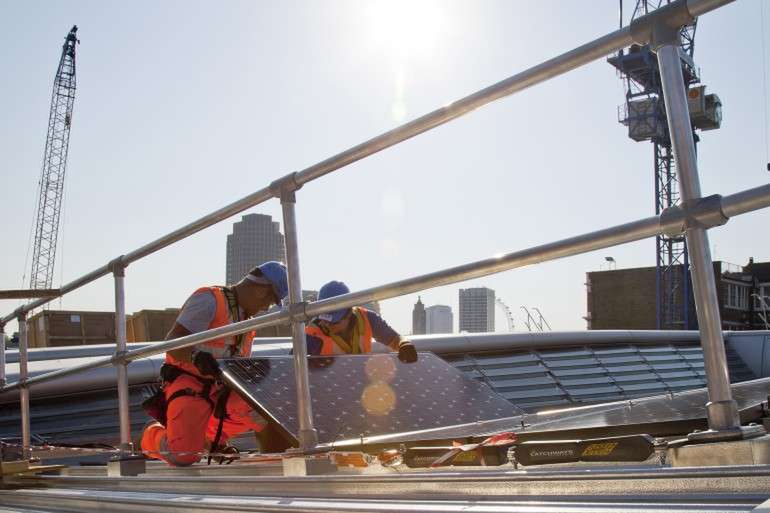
[
  {"left": 108, "top": 256, "right": 127, "bottom": 276},
  {"left": 631, "top": 0, "right": 694, "bottom": 48},
  {"left": 270, "top": 172, "right": 302, "bottom": 203},
  {"left": 660, "top": 194, "right": 728, "bottom": 237},
  {"left": 288, "top": 301, "right": 309, "bottom": 323}
]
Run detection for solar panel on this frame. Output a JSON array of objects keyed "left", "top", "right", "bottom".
[{"left": 221, "top": 353, "right": 523, "bottom": 446}]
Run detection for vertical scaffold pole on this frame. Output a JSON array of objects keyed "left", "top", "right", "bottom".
[
  {"left": 0, "top": 322, "right": 6, "bottom": 388},
  {"left": 657, "top": 41, "right": 740, "bottom": 434},
  {"left": 18, "top": 313, "right": 31, "bottom": 459},
  {"left": 277, "top": 180, "right": 318, "bottom": 450},
  {"left": 112, "top": 262, "right": 133, "bottom": 454}
]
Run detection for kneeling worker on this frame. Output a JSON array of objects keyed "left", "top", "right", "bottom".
[
  {"left": 305, "top": 280, "right": 418, "bottom": 362},
  {"left": 141, "top": 261, "right": 288, "bottom": 466}
]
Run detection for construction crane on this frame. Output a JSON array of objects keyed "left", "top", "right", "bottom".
[
  {"left": 495, "top": 298, "right": 515, "bottom": 331},
  {"left": 28, "top": 26, "right": 79, "bottom": 291},
  {"left": 609, "top": 2, "right": 721, "bottom": 329},
  {"left": 520, "top": 306, "right": 552, "bottom": 332}
]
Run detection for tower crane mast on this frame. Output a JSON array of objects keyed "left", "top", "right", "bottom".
[
  {"left": 29, "top": 26, "right": 79, "bottom": 291},
  {"left": 609, "top": 2, "right": 721, "bottom": 329}
]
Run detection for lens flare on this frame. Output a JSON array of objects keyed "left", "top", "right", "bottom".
[
  {"left": 361, "top": 381, "right": 397, "bottom": 416},
  {"left": 364, "top": 353, "right": 397, "bottom": 382}
]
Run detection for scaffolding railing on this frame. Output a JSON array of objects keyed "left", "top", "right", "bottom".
[{"left": 0, "top": 0, "right": 764, "bottom": 467}]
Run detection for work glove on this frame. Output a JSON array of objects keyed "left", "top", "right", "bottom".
[
  {"left": 397, "top": 340, "right": 418, "bottom": 363},
  {"left": 193, "top": 350, "right": 221, "bottom": 377}
]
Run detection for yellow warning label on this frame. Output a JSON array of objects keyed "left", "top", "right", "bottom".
[{"left": 581, "top": 442, "right": 618, "bottom": 457}]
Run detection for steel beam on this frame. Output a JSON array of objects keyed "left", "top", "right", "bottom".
[{"left": 0, "top": 289, "right": 61, "bottom": 299}]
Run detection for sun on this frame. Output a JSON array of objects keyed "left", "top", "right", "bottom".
[{"left": 365, "top": 0, "right": 445, "bottom": 60}]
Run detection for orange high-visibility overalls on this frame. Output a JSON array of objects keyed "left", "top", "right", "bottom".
[{"left": 141, "top": 286, "right": 266, "bottom": 466}]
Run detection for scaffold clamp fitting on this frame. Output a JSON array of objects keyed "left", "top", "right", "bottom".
[
  {"left": 108, "top": 256, "right": 127, "bottom": 276},
  {"left": 270, "top": 172, "right": 303, "bottom": 203},
  {"left": 660, "top": 194, "right": 727, "bottom": 237},
  {"left": 288, "top": 301, "right": 310, "bottom": 323},
  {"left": 630, "top": 0, "right": 695, "bottom": 49}
]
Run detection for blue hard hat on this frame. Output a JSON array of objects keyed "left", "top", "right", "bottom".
[
  {"left": 258, "top": 261, "right": 288, "bottom": 302},
  {"left": 317, "top": 280, "right": 350, "bottom": 323}
]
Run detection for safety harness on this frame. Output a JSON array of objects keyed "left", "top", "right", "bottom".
[{"left": 141, "top": 286, "right": 245, "bottom": 464}]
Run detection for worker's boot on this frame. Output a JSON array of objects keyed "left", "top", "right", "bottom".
[{"left": 139, "top": 421, "right": 165, "bottom": 460}]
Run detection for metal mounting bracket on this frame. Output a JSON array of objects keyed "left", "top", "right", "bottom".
[
  {"left": 270, "top": 172, "right": 303, "bottom": 203},
  {"left": 630, "top": 0, "right": 694, "bottom": 49}
]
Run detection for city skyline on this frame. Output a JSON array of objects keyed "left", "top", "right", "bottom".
[{"left": 1, "top": 1, "right": 768, "bottom": 337}]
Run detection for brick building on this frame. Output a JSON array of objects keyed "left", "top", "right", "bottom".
[{"left": 586, "top": 258, "right": 770, "bottom": 330}]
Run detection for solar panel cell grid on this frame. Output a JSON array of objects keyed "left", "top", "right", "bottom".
[{"left": 222, "top": 353, "right": 523, "bottom": 445}]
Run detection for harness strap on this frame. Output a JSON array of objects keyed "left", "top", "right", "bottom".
[
  {"left": 207, "top": 388, "right": 232, "bottom": 465},
  {"left": 162, "top": 364, "right": 217, "bottom": 410},
  {"left": 221, "top": 286, "right": 245, "bottom": 357}
]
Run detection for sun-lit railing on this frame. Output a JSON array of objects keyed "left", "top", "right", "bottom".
[{"left": 1, "top": 0, "right": 765, "bottom": 470}]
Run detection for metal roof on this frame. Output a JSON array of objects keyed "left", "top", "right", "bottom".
[{"left": 0, "top": 334, "right": 760, "bottom": 451}]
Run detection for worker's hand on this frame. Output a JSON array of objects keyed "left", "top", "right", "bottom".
[
  {"left": 193, "top": 350, "right": 221, "bottom": 377},
  {"left": 397, "top": 340, "right": 418, "bottom": 363}
]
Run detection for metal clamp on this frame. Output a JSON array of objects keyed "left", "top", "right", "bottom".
[
  {"left": 630, "top": 0, "right": 694, "bottom": 49},
  {"left": 270, "top": 172, "right": 303, "bottom": 203},
  {"left": 660, "top": 194, "right": 728, "bottom": 237},
  {"left": 288, "top": 301, "right": 310, "bottom": 323},
  {"left": 108, "top": 255, "right": 127, "bottom": 276},
  {"left": 111, "top": 350, "right": 128, "bottom": 365}
]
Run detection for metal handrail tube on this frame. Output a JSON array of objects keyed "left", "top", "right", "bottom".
[
  {"left": 113, "top": 269, "right": 132, "bottom": 453},
  {"left": 0, "top": 324, "right": 5, "bottom": 387},
  {"left": 658, "top": 41, "right": 739, "bottom": 432},
  {"left": 1, "top": 0, "right": 734, "bottom": 324},
  {"left": 721, "top": 183, "right": 770, "bottom": 218},
  {"left": 4, "top": 180, "right": 768, "bottom": 396},
  {"left": 18, "top": 316, "right": 30, "bottom": 458},
  {"left": 0, "top": 309, "right": 290, "bottom": 393}
]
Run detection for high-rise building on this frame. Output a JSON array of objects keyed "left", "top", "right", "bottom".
[
  {"left": 459, "top": 287, "right": 495, "bottom": 333},
  {"left": 412, "top": 296, "right": 426, "bottom": 335},
  {"left": 226, "top": 214, "right": 286, "bottom": 285},
  {"left": 426, "top": 305, "right": 453, "bottom": 334}
]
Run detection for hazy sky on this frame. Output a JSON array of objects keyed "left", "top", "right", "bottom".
[{"left": 1, "top": 0, "right": 768, "bottom": 337}]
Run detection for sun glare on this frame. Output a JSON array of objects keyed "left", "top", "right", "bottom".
[{"left": 366, "top": 0, "right": 445, "bottom": 60}]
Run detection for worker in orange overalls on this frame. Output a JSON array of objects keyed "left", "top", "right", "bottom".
[
  {"left": 140, "top": 261, "right": 288, "bottom": 466},
  {"left": 304, "top": 281, "right": 418, "bottom": 362}
]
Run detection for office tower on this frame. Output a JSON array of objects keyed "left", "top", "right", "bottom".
[{"left": 459, "top": 287, "right": 495, "bottom": 333}]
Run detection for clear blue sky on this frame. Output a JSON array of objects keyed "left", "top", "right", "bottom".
[{"left": 1, "top": 0, "right": 768, "bottom": 336}]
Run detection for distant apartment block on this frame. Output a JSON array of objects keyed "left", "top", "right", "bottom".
[
  {"left": 459, "top": 287, "right": 495, "bottom": 333},
  {"left": 412, "top": 297, "right": 426, "bottom": 335},
  {"left": 426, "top": 305, "right": 453, "bottom": 334},
  {"left": 585, "top": 258, "right": 770, "bottom": 330},
  {"left": 226, "top": 213, "right": 286, "bottom": 285}
]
